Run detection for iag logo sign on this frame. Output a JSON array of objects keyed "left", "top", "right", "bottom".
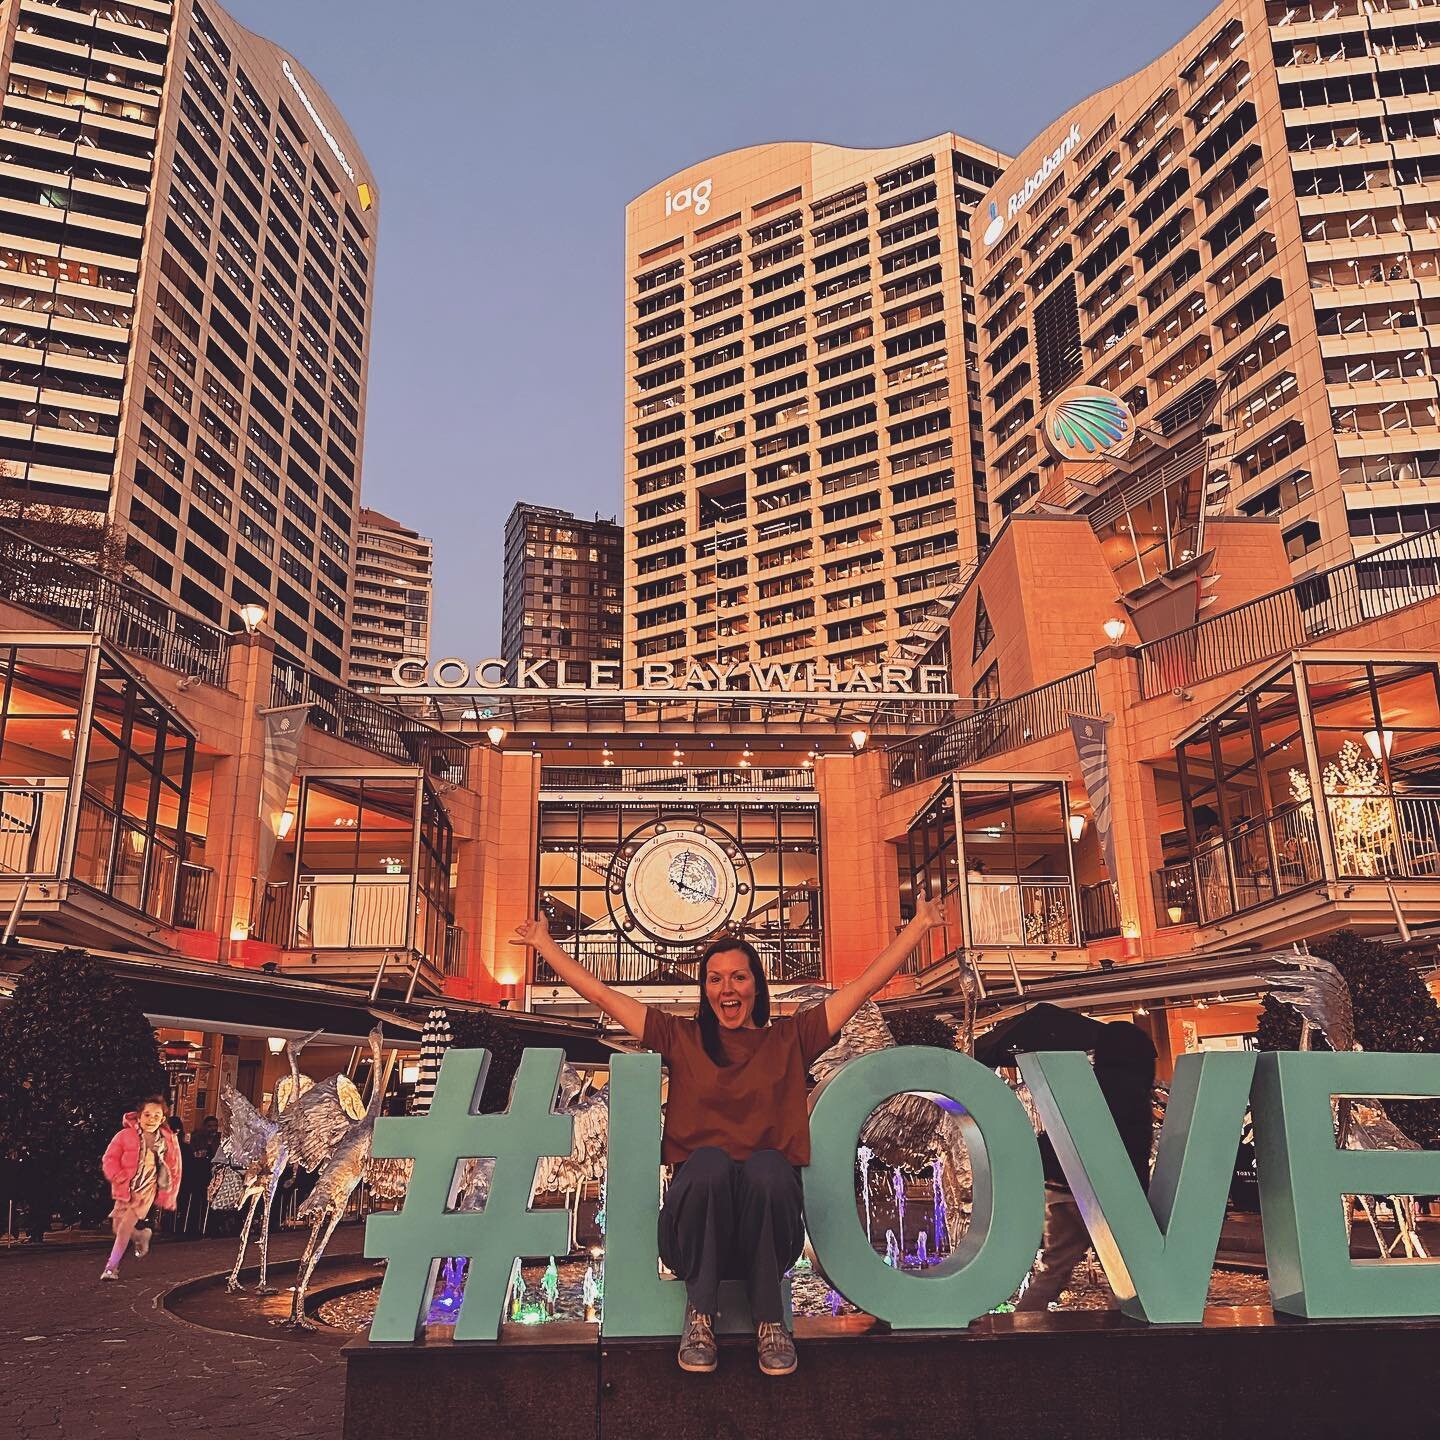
[
  {"left": 665, "top": 177, "right": 713, "bottom": 220},
  {"left": 984, "top": 121, "right": 1084, "bottom": 247}
]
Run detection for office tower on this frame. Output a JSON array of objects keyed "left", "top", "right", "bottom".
[
  {"left": 347, "top": 505, "right": 432, "bottom": 689},
  {"left": 501, "top": 502, "right": 623, "bottom": 664},
  {"left": 624, "top": 136, "right": 1009, "bottom": 678},
  {"left": 971, "top": 0, "right": 1440, "bottom": 578},
  {"left": 0, "top": 0, "right": 377, "bottom": 680}
]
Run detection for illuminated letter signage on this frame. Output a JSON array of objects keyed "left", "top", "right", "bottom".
[
  {"left": 664, "top": 178, "right": 713, "bottom": 219},
  {"left": 281, "top": 58, "right": 358, "bottom": 184}
]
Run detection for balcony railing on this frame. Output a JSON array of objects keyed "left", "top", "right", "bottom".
[
  {"left": 70, "top": 792, "right": 183, "bottom": 923},
  {"left": 967, "top": 876, "right": 1078, "bottom": 947},
  {"left": 533, "top": 931, "right": 823, "bottom": 987},
  {"left": 0, "top": 527, "right": 230, "bottom": 686},
  {"left": 888, "top": 667, "right": 1099, "bottom": 787},
  {"left": 443, "top": 923, "right": 467, "bottom": 978},
  {"left": 174, "top": 861, "right": 212, "bottom": 929},
  {"left": 1135, "top": 526, "right": 1440, "bottom": 700},
  {"left": 0, "top": 783, "right": 67, "bottom": 876},
  {"left": 1077, "top": 879, "right": 1122, "bottom": 941},
  {"left": 271, "top": 658, "right": 467, "bottom": 779},
  {"left": 1153, "top": 861, "right": 1198, "bottom": 926},
  {"left": 540, "top": 765, "right": 816, "bottom": 794}
]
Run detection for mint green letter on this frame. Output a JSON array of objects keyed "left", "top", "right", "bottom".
[
  {"left": 599, "top": 1052, "right": 687, "bottom": 1337},
  {"left": 1018, "top": 1050, "right": 1254, "bottom": 1323},
  {"left": 1253, "top": 1051, "right": 1440, "bottom": 1319},
  {"left": 365, "top": 1047, "right": 573, "bottom": 1341},
  {"left": 805, "top": 1046, "right": 1043, "bottom": 1328}
]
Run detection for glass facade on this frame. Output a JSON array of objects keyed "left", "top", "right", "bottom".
[
  {"left": 900, "top": 776, "right": 1078, "bottom": 952},
  {"left": 1173, "top": 656, "right": 1440, "bottom": 923},
  {"left": 536, "top": 798, "right": 821, "bottom": 983},
  {"left": 0, "top": 640, "right": 198, "bottom": 923}
]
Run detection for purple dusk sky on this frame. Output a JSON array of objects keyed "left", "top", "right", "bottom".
[{"left": 226, "top": 0, "right": 1218, "bottom": 656}]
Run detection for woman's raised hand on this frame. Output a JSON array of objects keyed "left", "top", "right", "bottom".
[
  {"left": 511, "top": 914, "right": 551, "bottom": 949},
  {"left": 913, "top": 891, "right": 951, "bottom": 931}
]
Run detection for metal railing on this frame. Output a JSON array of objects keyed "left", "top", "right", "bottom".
[
  {"left": 0, "top": 783, "right": 66, "bottom": 876},
  {"left": 533, "top": 931, "right": 823, "bottom": 986},
  {"left": 1153, "top": 861, "right": 1198, "bottom": 926},
  {"left": 271, "top": 658, "right": 467, "bottom": 778},
  {"left": 540, "top": 765, "right": 816, "bottom": 793},
  {"left": 70, "top": 792, "right": 182, "bottom": 923},
  {"left": 443, "top": 923, "right": 467, "bottom": 978},
  {"left": 1077, "top": 880, "right": 1122, "bottom": 941},
  {"left": 1135, "top": 526, "right": 1440, "bottom": 700},
  {"left": 967, "top": 877, "right": 1078, "bottom": 947},
  {"left": 174, "top": 861, "right": 212, "bottom": 929},
  {"left": 888, "top": 667, "right": 1099, "bottom": 787},
  {"left": 0, "top": 526, "right": 230, "bottom": 686}
]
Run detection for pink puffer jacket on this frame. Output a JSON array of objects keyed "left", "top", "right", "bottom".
[{"left": 101, "top": 1113, "right": 182, "bottom": 1209}]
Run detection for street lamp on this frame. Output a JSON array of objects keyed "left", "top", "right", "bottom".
[
  {"left": 850, "top": 728, "right": 869, "bottom": 751},
  {"left": 238, "top": 602, "right": 268, "bottom": 635},
  {"left": 486, "top": 724, "right": 507, "bottom": 747},
  {"left": 1068, "top": 813, "right": 1087, "bottom": 842},
  {"left": 1102, "top": 617, "right": 1128, "bottom": 644}
]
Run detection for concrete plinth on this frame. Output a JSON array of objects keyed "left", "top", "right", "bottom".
[{"left": 343, "top": 1309, "right": 1440, "bottom": 1440}]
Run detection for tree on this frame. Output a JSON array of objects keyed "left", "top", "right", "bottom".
[
  {"left": 446, "top": 1008, "right": 529, "bottom": 1114},
  {"left": 1256, "top": 929, "right": 1440, "bottom": 1147},
  {"left": 0, "top": 949, "right": 168, "bottom": 1224},
  {"left": 885, "top": 1009, "right": 957, "bottom": 1051}
]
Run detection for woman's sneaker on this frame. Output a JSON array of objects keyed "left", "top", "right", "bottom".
[
  {"left": 757, "top": 1321, "right": 797, "bottom": 1376},
  {"left": 677, "top": 1305, "right": 717, "bottom": 1373},
  {"left": 100, "top": 1268, "right": 120, "bottom": 1282}
]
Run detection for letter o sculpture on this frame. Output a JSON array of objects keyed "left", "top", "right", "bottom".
[{"left": 804, "top": 1046, "right": 1045, "bottom": 1329}]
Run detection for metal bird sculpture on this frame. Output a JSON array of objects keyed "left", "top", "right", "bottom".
[
  {"left": 214, "top": 1029, "right": 322, "bottom": 1293},
  {"left": 280, "top": 1027, "right": 388, "bottom": 1328},
  {"left": 1260, "top": 949, "right": 1356, "bottom": 1053},
  {"left": 1262, "top": 949, "right": 1427, "bottom": 1258},
  {"left": 531, "top": 1063, "right": 609, "bottom": 1249}
]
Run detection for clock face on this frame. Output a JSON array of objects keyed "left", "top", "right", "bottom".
[{"left": 612, "top": 820, "right": 749, "bottom": 947}]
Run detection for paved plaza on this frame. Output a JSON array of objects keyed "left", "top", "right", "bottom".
[{"left": 0, "top": 1230, "right": 364, "bottom": 1440}]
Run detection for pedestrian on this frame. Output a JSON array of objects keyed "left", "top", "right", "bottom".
[
  {"left": 1014, "top": 1021, "right": 1156, "bottom": 1312},
  {"left": 514, "top": 892, "right": 950, "bottom": 1376},
  {"left": 99, "top": 1096, "right": 182, "bottom": 1282},
  {"left": 179, "top": 1116, "right": 218, "bottom": 1236}
]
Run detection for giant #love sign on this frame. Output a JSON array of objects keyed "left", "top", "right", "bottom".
[{"left": 364, "top": 1046, "right": 1440, "bottom": 1342}]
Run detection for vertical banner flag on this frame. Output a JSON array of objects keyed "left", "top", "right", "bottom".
[
  {"left": 1069, "top": 713, "right": 1118, "bottom": 882},
  {"left": 256, "top": 704, "right": 310, "bottom": 881}
]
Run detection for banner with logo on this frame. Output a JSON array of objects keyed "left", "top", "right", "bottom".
[
  {"left": 1069, "top": 713, "right": 1117, "bottom": 882},
  {"left": 256, "top": 704, "right": 309, "bottom": 881}
]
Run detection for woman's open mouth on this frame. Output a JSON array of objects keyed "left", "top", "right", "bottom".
[{"left": 719, "top": 998, "right": 743, "bottom": 1022}]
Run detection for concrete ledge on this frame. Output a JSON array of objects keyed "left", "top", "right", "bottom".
[{"left": 343, "top": 1309, "right": 1440, "bottom": 1440}]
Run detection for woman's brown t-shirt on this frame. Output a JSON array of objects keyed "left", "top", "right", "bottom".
[{"left": 643, "top": 1004, "right": 837, "bottom": 1167}]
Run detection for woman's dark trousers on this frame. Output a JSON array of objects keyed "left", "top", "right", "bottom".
[{"left": 658, "top": 1146, "right": 804, "bottom": 1324}]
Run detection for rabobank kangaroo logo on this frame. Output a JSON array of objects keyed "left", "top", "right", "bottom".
[
  {"left": 665, "top": 178, "right": 713, "bottom": 220},
  {"left": 982, "top": 201, "right": 1005, "bottom": 248}
]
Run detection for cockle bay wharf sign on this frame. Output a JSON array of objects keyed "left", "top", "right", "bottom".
[
  {"left": 384, "top": 656, "right": 958, "bottom": 701},
  {"left": 361, "top": 1045, "right": 1440, "bottom": 1346}
]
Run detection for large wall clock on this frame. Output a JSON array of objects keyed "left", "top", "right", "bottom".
[{"left": 607, "top": 817, "right": 752, "bottom": 948}]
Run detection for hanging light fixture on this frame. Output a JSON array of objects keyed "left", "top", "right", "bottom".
[
  {"left": 1363, "top": 728, "right": 1394, "bottom": 760},
  {"left": 277, "top": 809, "right": 296, "bottom": 840},
  {"left": 267, "top": 1036, "right": 286, "bottom": 1055},
  {"left": 1068, "top": 813, "right": 1087, "bottom": 842}
]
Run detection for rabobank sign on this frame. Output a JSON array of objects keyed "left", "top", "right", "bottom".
[{"left": 984, "top": 121, "right": 1084, "bottom": 247}]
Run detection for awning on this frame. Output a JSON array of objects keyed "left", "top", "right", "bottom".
[{"left": 0, "top": 940, "right": 618, "bottom": 1062}]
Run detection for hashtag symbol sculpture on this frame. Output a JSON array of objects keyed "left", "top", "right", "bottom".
[{"left": 364, "top": 1046, "right": 573, "bottom": 1342}]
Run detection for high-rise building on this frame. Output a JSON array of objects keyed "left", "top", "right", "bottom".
[
  {"left": 0, "top": 0, "right": 377, "bottom": 681},
  {"left": 500, "top": 502, "right": 622, "bottom": 664},
  {"left": 347, "top": 506, "right": 432, "bottom": 689},
  {"left": 623, "top": 136, "right": 1009, "bottom": 679},
  {"left": 970, "top": 0, "right": 1440, "bottom": 583}
]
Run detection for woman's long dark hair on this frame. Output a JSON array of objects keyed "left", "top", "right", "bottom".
[{"left": 696, "top": 936, "right": 770, "bottom": 1066}]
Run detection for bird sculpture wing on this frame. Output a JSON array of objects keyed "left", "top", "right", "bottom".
[
  {"left": 282, "top": 1073, "right": 366, "bottom": 1172},
  {"left": 1344, "top": 1100, "right": 1421, "bottom": 1152},
  {"left": 1261, "top": 952, "right": 1356, "bottom": 1052},
  {"left": 532, "top": 1076, "right": 609, "bottom": 1194},
  {"left": 298, "top": 1125, "right": 371, "bottom": 1222},
  {"left": 790, "top": 985, "right": 893, "bottom": 1085},
  {"left": 219, "top": 1081, "right": 276, "bottom": 1168},
  {"left": 365, "top": 1155, "right": 413, "bottom": 1203},
  {"left": 273, "top": 1071, "right": 315, "bottom": 1115}
]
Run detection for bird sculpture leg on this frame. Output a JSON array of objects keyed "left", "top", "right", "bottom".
[
  {"left": 285, "top": 1208, "right": 344, "bottom": 1330},
  {"left": 277, "top": 1215, "right": 326, "bottom": 1327},
  {"left": 226, "top": 1191, "right": 261, "bottom": 1292},
  {"left": 254, "top": 1179, "right": 281, "bottom": 1294}
]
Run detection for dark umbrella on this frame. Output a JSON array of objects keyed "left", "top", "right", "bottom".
[{"left": 972, "top": 1002, "right": 1110, "bottom": 1067}]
